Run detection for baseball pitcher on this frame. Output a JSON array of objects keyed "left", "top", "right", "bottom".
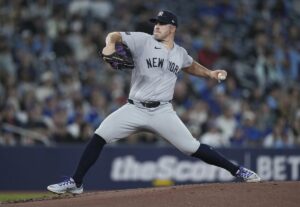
[{"left": 47, "top": 10, "right": 261, "bottom": 194}]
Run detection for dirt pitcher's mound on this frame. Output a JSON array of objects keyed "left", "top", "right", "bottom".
[{"left": 4, "top": 181, "right": 300, "bottom": 207}]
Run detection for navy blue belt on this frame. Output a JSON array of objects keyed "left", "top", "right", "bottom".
[{"left": 128, "top": 99, "right": 170, "bottom": 108}]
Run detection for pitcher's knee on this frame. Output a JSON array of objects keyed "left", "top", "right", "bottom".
[
  {"left": 94, "top": 127, "right": 114, "bottom": 144},
  {"left": 178, "top": 140, "right": 200, "bottom": 155}
]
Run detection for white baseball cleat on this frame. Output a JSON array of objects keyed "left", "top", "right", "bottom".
[
  {"left": 47, "top": 177, "right": 83, "bottom": 194},
  {"left": 235, "top": 167, "right": 261, "bottom": 182}
]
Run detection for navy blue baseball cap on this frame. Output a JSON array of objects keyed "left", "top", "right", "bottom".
[{"left": 149, "top": 10, "right": 178, "bottom": 27}]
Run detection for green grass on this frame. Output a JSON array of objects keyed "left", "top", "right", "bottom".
[{"left": 0, "top": 192, "right": 54, "bottom": 202}]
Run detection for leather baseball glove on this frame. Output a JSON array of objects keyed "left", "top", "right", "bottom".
[{"left": 102, "top": 42, "right": 134, "bottom": 70}]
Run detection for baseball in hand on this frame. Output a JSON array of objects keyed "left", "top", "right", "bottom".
[{"left": 218, "top": 73, "right": 226, "bottom": 81}]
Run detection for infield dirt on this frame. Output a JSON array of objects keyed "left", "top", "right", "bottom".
[{"left": 2, "top": 181, "right": 300, "bottom": 207}]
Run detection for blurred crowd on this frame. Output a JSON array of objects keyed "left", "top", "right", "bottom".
[{"left": 0, "top": 0, "right": 299, "bottom": 148}]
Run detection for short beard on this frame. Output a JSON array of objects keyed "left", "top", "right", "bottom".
[{"left": 154, "top": 36, "right": 165, "bottom": 42}]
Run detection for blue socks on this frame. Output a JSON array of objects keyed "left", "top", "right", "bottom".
[
  {"left": 191, "top": 144, "right": 239, "bottom": 175},
  {"left": 73, "top": 134, "right": 106, "bottom": 186}
]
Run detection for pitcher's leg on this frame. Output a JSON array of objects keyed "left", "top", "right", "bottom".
[
  {"left": 47, "top": 133, "right": 107, "bottom": 194},
  {"left": 95, "top": 104, "right": 145, "bottom": 143},
  {"left": 151, "top": 107, "right": 239, "bottom": 175},
  {"left": 191, "top": 144, "right": 239, "bottom": 175},
  {"left": 191, "top": 144, "right": 261, "bottom": 181},
  {"left": 150, "top": 108, "right": 200, "bottom": 155},
  {"left": 73, "top": 134, "right": 106, "bottom": 186},
  {"left": 72, "top": 104, "right": 146, "bottom": 187},
  {"left": 48, "top": 104, "right": 146, "bottom": 194}
]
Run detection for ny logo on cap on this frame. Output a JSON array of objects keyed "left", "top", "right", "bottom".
[{"left": 158, "top": 11, "right": 164, "bottom": 16}]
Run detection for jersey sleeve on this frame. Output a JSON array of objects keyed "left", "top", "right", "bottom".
[
  {"left": 181, "top": 48, "right": 193, "bottom": 68},
  {"left": 120, "top": 32, "right": 150, "bottom": 56}
]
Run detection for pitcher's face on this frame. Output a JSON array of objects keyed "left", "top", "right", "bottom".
[{"left": 153, "top": 22, "right": 174, "bottom": 41}]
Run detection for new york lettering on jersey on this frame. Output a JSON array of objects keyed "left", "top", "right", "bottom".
[
  {"left": 146, "top": 57, "right": 180, "bottom": 74},
  {"left": 146, "top": 57, "right": 164, "bottom": 69},
  {"left": 119, "top": 32, "right": 192, "bottom": 101}
]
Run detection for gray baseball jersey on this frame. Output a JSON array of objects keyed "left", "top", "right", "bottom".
[
  {"left": 120, "top": 32, "right": 193, "bottom": 102},
  {"left": 95, "top": 32, "right": 200, "bottom": 155}
]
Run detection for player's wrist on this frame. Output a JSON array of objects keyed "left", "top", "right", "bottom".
[
  {"left": 105, "top": 32, "right": 121, "bottom": 45},
  {"left": 208, "top": 70, "right": 214, "bottom": 79},
  {"left": 102, "top": 44, "right": 116, "bottom": 55}
]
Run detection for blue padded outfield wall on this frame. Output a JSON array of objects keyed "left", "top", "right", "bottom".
[{"left": 0, "top": 145, "right": 300, "bottom": 190}]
